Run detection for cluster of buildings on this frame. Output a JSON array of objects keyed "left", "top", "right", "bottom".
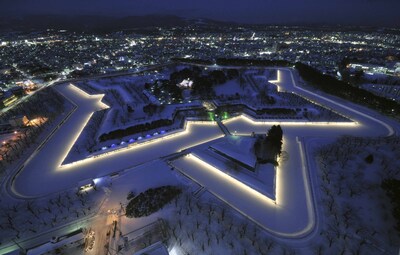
[
  {"left": 348, "top": 62, "right": 400, "bottom": 77},
  {"left": 0, "top": 84, "right": 27, "bottom": 109},
  {"left": 0, "top": 25, "right": 399, "bottom": 95}
]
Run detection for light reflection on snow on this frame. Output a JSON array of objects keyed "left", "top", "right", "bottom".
[{"left": 188, "top": 154, "right": 276, "bottom": 206}]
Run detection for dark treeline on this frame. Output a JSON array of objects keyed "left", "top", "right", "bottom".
[
  {"left": 255, "top": 108, "right": 296, "bottom": 116},
  {"left": 295, "top": 63, "right": 400, "bottom": 117},
  {"left": 216, "top": 58, "right": 292, "bottom": 67},
  {"left": 217, "top": 104, "right": 297, "bottom": 117},
  {"left": 171, "top": 57, "right": 213, "bottom": 65},
  {"left": 98, "top": 103, "right": 295, "bottom": 143},
  {"left": 99, "top": 119, "right": 173, "bottom": 142},
  {"left": 381, "top": 179, "right": 400, "bottom": 233},
  {"left": 98, "top": 107, "right": 207, "bottom": 142},
  {"left": 254, "top": 125, "right": 283, "bottom": 165},
  {"left": 125, "top": 185, "right": 182, "bottom": 218}
]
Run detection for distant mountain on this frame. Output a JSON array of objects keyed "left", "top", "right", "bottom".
[
  {"left": 0, "top": 15, "right": 197, "bottom": 32},
  {"left": 1, "top": 15, "right": 393, "bottom": 34}
]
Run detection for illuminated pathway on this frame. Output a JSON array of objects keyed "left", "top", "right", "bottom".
[
  {"left": 11, "top": 84, "right": 223, "bottom": 197},
  {"left": 170, "top": 69, "right": 396, "bottom": 238},
  {"left": 273, "top": 68, "right": 396, "bottom": 136},
  {"left": 9, "top": 69, "right": 398, "bottom": 239}
]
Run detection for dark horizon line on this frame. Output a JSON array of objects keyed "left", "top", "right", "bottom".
[{"left": 0, "top": 14, "right": 399, "bottom": 30}]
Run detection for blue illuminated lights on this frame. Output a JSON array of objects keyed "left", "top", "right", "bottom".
[{"left": 99, "top": 130, "right": 166, "bottom": 152}]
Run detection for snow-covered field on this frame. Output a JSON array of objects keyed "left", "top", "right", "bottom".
[
  {"left": 311, "top": 136, "right": 400, "bottom": 254},
  {"left": 214, "top": 79, "right": 244, "bottom": 96},
  {"left": 3, "top": 66, "right": 400, "bottom": 254}
]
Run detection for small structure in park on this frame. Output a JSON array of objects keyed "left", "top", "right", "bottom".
[{"left": 177, "top": 78, "right": 193, "bottom": 89}]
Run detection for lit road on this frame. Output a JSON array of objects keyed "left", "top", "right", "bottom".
[{"left": 88, "top": 212, "right": 118, "bottom": 255}]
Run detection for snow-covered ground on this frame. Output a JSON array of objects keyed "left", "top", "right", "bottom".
[
  {"left": 4, "top": 67, "right": 400, "bottom": 254},
  {"left": 167, "top": 68, "right": 397, "bottom": 239},
  {"left": 311, "top": 136, "right": 400, "bottom": 254},
  {"left": 214, "top": 79, "right": 243, "bottom": 96},
  {"left": 210, "top": 136, "right": 257, "bottom": 168},
  {"left": 170, "top": 131, "right": 312, "bottom": 237},
  {"left": 11, "top": 84, "right": 223, "bottom": 197}
]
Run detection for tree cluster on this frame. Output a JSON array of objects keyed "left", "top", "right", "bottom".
[
  {"left": 125, "top": 186, "right": 181, "bottom": 218},
  {"left": 168, "top": 67, "right": 236, "bottom": 98},
  {"left": 295, "top": 62, "right": 400, "bottom": 117},
  {"left": 99, "top": 118, "right": 173, "bottom": 142},
  {"left": 255, "top": 108, "right": 295, "bottom": 116},
  {"left": 216, "top": 58, "right": 292, "bottom": 67},
  {"left": 171, "top": 57, "right": 213, "bottom": 65},
  {"left": 191, "top": 70, "right": 228, "bottom": 98},
  {"left": 142, "top": 103, "right": 159, "bottom": 116},
  {"left": 317, "top": 136, "right": 400, "bottom": 253},
  {"left": 381, "top": 179, "right": 400, "bottom": 232},
  {"left": 0, "top": 189, "right": 96, "bottom": 243},
  {"left": 166, "top": 190, "right": 295, "bottom": 254},
  {"left": 254, "top": 125, "right": 283, "bottom": 165}
]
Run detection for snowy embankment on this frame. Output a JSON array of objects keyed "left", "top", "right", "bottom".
[
  {"left": 13, "top": 86, "right": 223, "bottom": 197},
  {"left": 214, "top": 72, "right": 351, "bottom": 122},
  {"left": 6, "top": 67, "right": 400, "bottom": 254}
]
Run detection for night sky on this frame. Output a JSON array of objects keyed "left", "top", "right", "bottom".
[{"left": 1, "top": 0, "right": 399, "bottom": 26}]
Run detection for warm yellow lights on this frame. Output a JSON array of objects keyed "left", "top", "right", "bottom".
[
  {"left": 228, "top": 114, "right": 358, "bottom": 127},
  {"left": 60, "top": 120, "right": 222, "bottom": 169},
  {"left": 56, "top": 84, "right": 109, "bottom": 168},
  {"left": 11, "top": 67, "right": 397, "bottom": 239},
  {"left": 295, "top": 137, "right": 315, "bottom": 234},
  {"left": 68, "top": 83, "right": 110, "bottom": 109},
  {"left": 268, "top": 69, "right": 282, "bottom": 92},
  {"left": 188, "top": 154, "right": 276, "bottom": 206}
]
